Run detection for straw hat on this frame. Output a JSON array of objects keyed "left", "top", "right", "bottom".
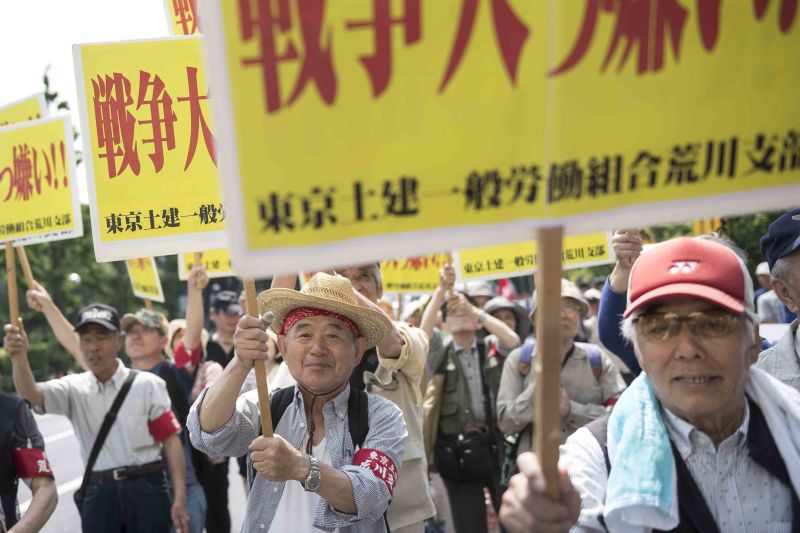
[{"left": 257, "top": 272, "right": 392, "bottom": 348}]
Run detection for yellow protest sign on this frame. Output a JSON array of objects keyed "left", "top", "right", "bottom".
[
  {"left": 381, "top": 253, "right": 451, "bottom": 294},
  {"left": 164, "top": 0, "right": 200, "bottom": 35},
  {"left": 693, "top": 218, "right": 724, "bottom": 236},
  {"left": 74, "top": 36, "right": 225, "bottom": 262},
  {"left": 0, "top": 93, "right": 47, "bottom": 127},
  {"left": 202, "top": 1, "right": 548, "bottom": 276},
  {"left": 177, "top": 249, "right": 233, "bottom": 280},
  {"left": 456, "top": 232, "right": 614, "bottom": 282},
  {"left": 544, "top": 3, "right": 799, "bottom": 227},
  {"left": 201, "top": 2, "right": 799, "bottom": 278},
  {"left": 0, "top": 116, "right": 83, "bottom": 246},
  {"left": 126, "top": 257, "right": 165, "bottom": 302}
]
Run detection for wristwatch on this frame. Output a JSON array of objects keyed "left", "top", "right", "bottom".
[{"left": 302, "top": 456, "right": 321, "bottom": 492}]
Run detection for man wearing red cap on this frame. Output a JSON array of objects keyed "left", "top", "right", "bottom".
[{"left": 499, "top": 237, "right": 800, "bottom": 533}]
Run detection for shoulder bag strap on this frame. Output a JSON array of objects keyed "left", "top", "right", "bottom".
[
  {"left": 77, "top": 370, "right": 138, "bottom": 492},
  {"left": 476, "top": 340, "right": 495, "bottom": 428}
]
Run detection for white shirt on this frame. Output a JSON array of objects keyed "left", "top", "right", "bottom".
[
  {"left": 35, "top": 360, "right": 174, "bottom": 470},
  {"left": 758, "top": 290, "right": 784, "bottom": 323},
  {"left": 268, "top": 437, "right": 329, "bottom": 533},
  {"left": 561, "top": 404, "right": 792, "bottom": 532}
]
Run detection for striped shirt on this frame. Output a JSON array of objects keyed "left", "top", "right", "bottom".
[
  {"left": 561, "top": 402, "right": 792, "bottom": 532},
  {"left": 188, "top": 385, "right": 406, "bottom": 532}
]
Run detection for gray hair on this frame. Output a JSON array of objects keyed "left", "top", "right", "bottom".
[{"left": 771, "top": 249, "right": 799, "bottom": 286}]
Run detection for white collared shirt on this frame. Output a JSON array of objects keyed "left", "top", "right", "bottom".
[
  {"left": 561, "top": 403, "right": 793, "bottom": 532},
  {"left": 35, "top": 359, "right": 174, "bottom": 470}
]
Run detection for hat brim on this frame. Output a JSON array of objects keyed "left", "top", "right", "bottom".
[
  {"left": 623, "top": 282, "right": 745, "bottom": 318},
  {"left": 74, "top": 319, "right": 118, "bottom": 332},
  {"left": 257, "top": 288, "right": 392, "bottom": 348}
]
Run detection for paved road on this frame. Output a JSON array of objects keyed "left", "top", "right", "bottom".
[{"left": 18, "top": 413, "right": 246, "bottom": 532}]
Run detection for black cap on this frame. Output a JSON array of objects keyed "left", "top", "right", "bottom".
[
  {"left": 211, "top": 290, "right": 242, "bottom": 314},
  {"left": 74, "top": 304, "right": 121, "bottom": 332},
  {"left": 760, "top": 207, "right": 800, "bottom": 269}
]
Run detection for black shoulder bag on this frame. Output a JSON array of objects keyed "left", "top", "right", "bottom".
[
  {"left": 435, "top": 341, "right": 501, "bottom": 483},
  {"left": 73, "top": 370, "right": 138, "bottom": 513}
]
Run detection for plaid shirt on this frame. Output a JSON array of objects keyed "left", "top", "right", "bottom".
[{"left": 188, "top": 385, "right": 406, "bottom": 532}]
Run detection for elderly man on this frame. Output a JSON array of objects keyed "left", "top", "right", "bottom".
[
  {"left": 333, "top": 263, "right": 435, "bottom": 533},
  {"left": 5, "top": 305, "right": 188, "bottom": 533},
  {"left": 421, "top": 264, "right": 521, "bottom": 533},
  {"left": 500, "top": 237, "right": 800, "bottom": 533},
  {"left": 758, "top": 208, "right": 800, "bottom": 390},
  {"left": 497, "top": 279, "right": 626, "bottom": 457},
  {"left": 188, "top": 273, "right": 407, "bottom": 532}
]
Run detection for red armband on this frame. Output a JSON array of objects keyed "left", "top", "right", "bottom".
[
  {"left": 12, "top": 448, "right": 53, "bottom": 478},
  {"left": 173, "top": 342, "right": 201, "bottom": 369},
  {"left": 353, "top": 448, "right": 398, "bottom": 496},
  {"left": 148, "top": 410, "right": 181, "bottom": 443},
  {"left": 604, "top": 396, "right": 619, "bottom": 407}
]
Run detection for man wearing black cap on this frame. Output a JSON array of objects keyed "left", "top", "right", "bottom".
[
  {"left": 204, "top": 290, "right": 241, "bottom": 368},
  {"left": 4, "top": 305, "right": 188, "bottom": 532},
  {"left": 757, "top": 207, "right": 800, "bottom": 390}
]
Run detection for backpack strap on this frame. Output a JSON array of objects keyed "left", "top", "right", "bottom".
[
  {"left": 270, "top": 386, "right": 296, "bottom": 433},
  {"left": 518, "top": 341, "right": 536, "bottom": 367},
  {"left": 576, "top": 342, "right": 604, "bottom": 380},
  {"left": 347, "top": 386, "right": 370, "bottom": 450}
]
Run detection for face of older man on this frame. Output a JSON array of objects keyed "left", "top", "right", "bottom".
[
  {"left": 78, "top": 323, "right": 123, "bottom": 380},
  {"left": 336, "top": 266, "right": 381, "bottom": 303},
  {"left": 125, "top": 323, "right": 167, "bottom": 360},
  {"left": 635, "top": 296, "right": 759, "bottom": 427},
  {"left": 278, "top": 315, "right": 367, "bottom": 394}
]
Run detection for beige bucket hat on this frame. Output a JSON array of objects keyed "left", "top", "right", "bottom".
[{"left": 257, "top": 272, "right": 392, "bottom": 348}]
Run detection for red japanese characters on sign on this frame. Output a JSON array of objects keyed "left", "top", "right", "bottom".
[
  {"left": 240, "top": 0, "right": 532, "bottom": 114},
  {"left": 550, "top": 0, "right": 797, "bottom": 76},
  {"left": 92, "top": 68, "right": 216, "bottom": 179},
  {"left": 0, "top": 141, "right": 68, "bottom": 203}
]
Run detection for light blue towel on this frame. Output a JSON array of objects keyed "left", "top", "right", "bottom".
[{"left": 604, "top": 374, "right": 678, "bottom": 531}]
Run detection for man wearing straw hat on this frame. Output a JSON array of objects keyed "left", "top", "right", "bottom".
[{"left": 187, "top": 273, "right": 407, "bottom": 532}]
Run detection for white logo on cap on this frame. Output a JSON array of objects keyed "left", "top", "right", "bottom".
[
  {"left": 83, "top": 309, "right": 113, "bottom": 321},
  {"left": 669, "top": 261, "right": 698, "bottom": 275}
]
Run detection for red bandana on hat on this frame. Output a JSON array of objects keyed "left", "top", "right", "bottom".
[{"left": 281, "top": 307, "right": 361, "bottom": 338}]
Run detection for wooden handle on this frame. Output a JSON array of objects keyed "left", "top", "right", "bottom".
[
  {"left": 193, "top": 251, "right": 203, "bottom": 267},
  {"left": 245, "top": 279, "right": 273, "bottom": 437},
  {"left": 445, "top": 252, "right": 454, "bottom": 299},
  {"left": 533, "top": 226, "right": 563, "bottom": 499},
  {"left": 5, "top": 242, "right": 19, "bottom": 324},
  {"left": 16, "top": 246, "right": 35, "bottom": 288},
  {"left": 144, "top": 299, "right": 154, "bottom": 310}
]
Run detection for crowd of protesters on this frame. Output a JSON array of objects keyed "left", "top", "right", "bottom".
[{"left": 1, "top": 207, "right": 800, "bottom": 532}]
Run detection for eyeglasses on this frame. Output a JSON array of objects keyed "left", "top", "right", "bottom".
[
  {"left": 561, "top": 300, "right": 582, "bottom": 315},
  {"left": 633, "top": 310, "right": 741, "bottom": 342}
]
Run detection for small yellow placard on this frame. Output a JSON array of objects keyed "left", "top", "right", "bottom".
[
  {"left": 75, "top": 36, "right": 225, "bottom": 261},
  {"left": 380, "top": 253, "right": 451, "bottom": 294},
  {"left": 456, "top": 232, "right": 614, "bottom": 282},
  {"left": 126, "top": 257, "right": 165, "bottom": 302},
  {"left": 0, "top": 93, "right": 46, "bottom": 127},
  {"left": 177, "top": 249, "right": 233, "bottom": 280},
  {"left": 0, "top": 116, "right": 83, "bottom": 246},
  {"left": 164, "top": 0, "right": 201, "bottom": 36}
]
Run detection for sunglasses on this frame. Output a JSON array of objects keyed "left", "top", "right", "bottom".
[{"left": 633, "top": 310, "right": 741, "bottom": 342}]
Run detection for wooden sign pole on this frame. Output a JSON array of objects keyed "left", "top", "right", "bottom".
[
  {"left": 16, "top": 246, "right": 35, "bottom": 289},
  {"left": 244, "top": 279, "right": 273, "bottom": 437},
  {"left": 5, "top": 242, "right": 19, "bottom": 324},
  {"left": 144, "top": 299, "right": 154, "bottom": 310},
  {"left": 533, "top": 226, "right": 563, "bottom": 498}
]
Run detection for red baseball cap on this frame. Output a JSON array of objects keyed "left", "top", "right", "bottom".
[{"left": 624, "top": 237, "right": 754, "bottom": 318}]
